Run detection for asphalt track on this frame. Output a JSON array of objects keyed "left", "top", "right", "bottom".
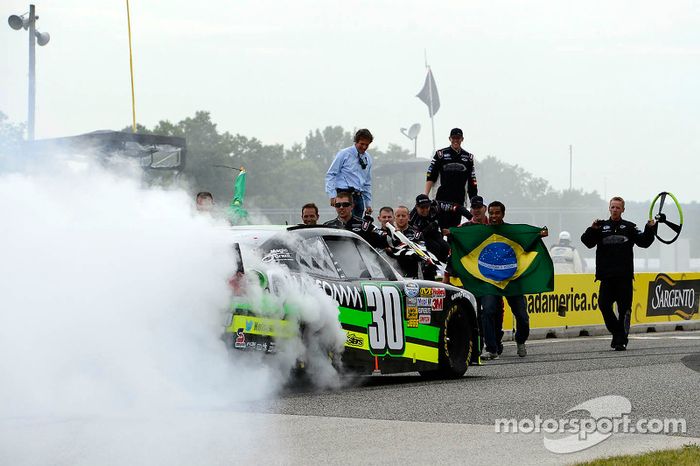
[
  {"left": 3, "top": 330, "right": 699, "bottom": 465},
  {"left": 247, "top": 329, "right": 700, "bottom": 464}
]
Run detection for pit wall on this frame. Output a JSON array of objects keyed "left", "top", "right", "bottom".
[{"left": 502, "top": 272, "right": 700, "bottom": 339}]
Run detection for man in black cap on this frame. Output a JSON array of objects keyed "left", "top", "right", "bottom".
[
  {"left": 425, "top": 128, "right": 478, "bottom": 230},
  {"left": 408, "top": 194, "right": 449, "bottom": 280}
]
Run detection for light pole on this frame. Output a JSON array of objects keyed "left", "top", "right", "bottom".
[{"left": 8, "top": 4, "right": 50, "bottom": 141}]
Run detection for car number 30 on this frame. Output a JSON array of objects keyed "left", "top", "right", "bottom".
[{"left": 364, "top": 284, "right": 405, "bottom": 356}]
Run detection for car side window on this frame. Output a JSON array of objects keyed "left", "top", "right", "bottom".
[
  {"left": 324, "top": 236, "right": 371, "bottom": 279},
  {"left": 355, "top": 240, "right": 398, "bottom": 280},
  {"left": 324, "top": 236, "right": 397, "bottom": 280}
]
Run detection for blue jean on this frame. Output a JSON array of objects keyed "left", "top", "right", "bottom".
[
  {"left": 352, "top": 193, "right": 365, "bottom": 218},
  {"left": 482, "top": 295, "right": 529, "bottom": 353}
]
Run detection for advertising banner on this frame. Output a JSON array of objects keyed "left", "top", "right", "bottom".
[{"left": 501, "top": 272, "right": 700, "bottom": 332}]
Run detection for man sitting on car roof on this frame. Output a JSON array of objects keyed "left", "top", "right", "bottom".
[{"left": 323, "top": 191, "right": 389, "bottom": 249}]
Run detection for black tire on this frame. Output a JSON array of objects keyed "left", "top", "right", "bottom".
[{"left": 420, "top": 301, "right": 474, "bottom": 379}]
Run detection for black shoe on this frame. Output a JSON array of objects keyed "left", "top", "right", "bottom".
[
  {"left": 497, "top": 343, "right": 503, "bottom": 355},
  {"left": 611, "top": 334, "right": 620, "bottom": 348},
  {"left": 614, "top": 344, "right": 626, "bottom": 351}
]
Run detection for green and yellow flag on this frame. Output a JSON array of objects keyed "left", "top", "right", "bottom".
[{"left": 449, "top": 224, "right": 554, "bottom": 297}]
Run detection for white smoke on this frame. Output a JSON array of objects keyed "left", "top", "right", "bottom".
[
  {"left": 0, "top": 154, "right": 345, "bottom": 464},
  {"left": 229, "top": 236, "right": 347, "bottom": 389}
]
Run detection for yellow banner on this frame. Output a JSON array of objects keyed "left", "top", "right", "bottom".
[{"left": 501, "top": 272, "right": 700, "bottom": 330}]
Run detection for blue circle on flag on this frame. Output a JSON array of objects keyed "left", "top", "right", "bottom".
[{"left": 477, "top": 242, "right": 517, "bottom": 281}]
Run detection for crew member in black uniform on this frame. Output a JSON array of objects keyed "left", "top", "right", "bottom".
[
  {"left": 324, "top": 191, "right": 389, "bottom": 249},
  {"left": 425, "top": 127, "right": 478, "bottom": 229},
  {"left": 409, "top": 194, "right": 449, "bottom": 280},
  {"left": 581, "top": 196, "right": 656, "bottom": 351}
]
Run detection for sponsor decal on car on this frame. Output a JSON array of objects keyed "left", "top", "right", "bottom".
[
  {"left": 234, "top": 329, "right": 246, "bottom": 349},
  {"left": 419, "top": 287, "right": 433, "bottom": 297},
  {"left": 228, "top": 315, "right": 294, "bottom": 338},
  {"left": 406, "top": 297, "right": 418, "bottom": 306},
  {"left": 432, "top": 298, "right": 444, "bottom": 311},
  {"left": 407, "top": 319, "right": 419, "bottom": 328},
  {"left": 405, "top": 282, "right": 420, "bottom": 298},
  {"left": 262, "top": 248, "right": 293, "bottom": 263},
  {"left": 346, "top": 332, "right": 365, "bottom": 348},
  {"left": 432, "top": 288, "right": 446, "bottom": 298},
  {"left": 317, "top": 279, "right": 363, "bottom": 308},
  {"left": 406, "top": 306, "right": 418, "bottom": 320},
  {"left": 418, "top": 307, "right": 432, "bottom": 315},
  {"left": 418, "top": 315, "right": 431, "bottom": 324},
  {"left": 417, "top": 297, "right": 431, "bottom": 306}
]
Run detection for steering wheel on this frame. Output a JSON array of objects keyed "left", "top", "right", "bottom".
[{"left": 648, "top": 191, "right": 683, "bottom": 244}]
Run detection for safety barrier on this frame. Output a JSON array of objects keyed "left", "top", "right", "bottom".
[{"left": 502, "top": 272, "right": 700, "bottom": 340}]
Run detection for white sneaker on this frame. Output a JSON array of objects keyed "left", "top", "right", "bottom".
[
  {"left": 484, "top": 352, "right": 499, "bottom": 360},
  {"left": 517, "top": 343, "right": 527, "bottom": 357}
]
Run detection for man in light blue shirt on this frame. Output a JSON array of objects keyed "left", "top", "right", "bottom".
[{"left": 325, "top": 128, "right": 374, "bottom": 218}]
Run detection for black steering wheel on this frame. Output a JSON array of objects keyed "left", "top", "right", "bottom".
[{"left": 648, "top": 192, "right": 683, "bottom": 245}]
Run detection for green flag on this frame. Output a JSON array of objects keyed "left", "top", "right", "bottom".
[
  {"left": 228, "top": 168, "right": 249, "bottom": 225},
  {"left": 449, "top": 223, "right": 554, "bottom": 297}
]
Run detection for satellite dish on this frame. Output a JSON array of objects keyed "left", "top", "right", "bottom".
[
  {"left": 35, "top": 31, "right": 50, "bottom": 46},
  {"left": 407, "top": 123, "right": 421, "bottom": 139},
  {"left": 8, "top": 14, "right": 27, "bottom": 30}
]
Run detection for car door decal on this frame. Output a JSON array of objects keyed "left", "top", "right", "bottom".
[{"left": 363, "top": 284, "right": 405, "bottom": 356}]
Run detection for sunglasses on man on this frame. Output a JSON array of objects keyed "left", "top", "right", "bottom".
[{"left": 335, "top": 202, "right": 352, "bottom": 208}]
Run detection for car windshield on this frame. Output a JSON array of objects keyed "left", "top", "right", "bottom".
[{"left": 261, "top": 235, "right": 340, "bottom": 279}]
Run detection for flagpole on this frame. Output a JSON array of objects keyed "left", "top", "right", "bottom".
[
  {"left": 125, "top": 0, "right": 137, "bottom": 133},
  {"left": 425, "top": 50, "right": 436, "bottom": 153}
]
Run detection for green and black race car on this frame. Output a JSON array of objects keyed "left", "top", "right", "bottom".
[{"left": 224, "top": 225, "right": 478, "bottom": 378}]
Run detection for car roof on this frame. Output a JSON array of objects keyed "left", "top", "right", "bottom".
[{"left": 228, "top": 224, "right": 360, "bottom": 246}]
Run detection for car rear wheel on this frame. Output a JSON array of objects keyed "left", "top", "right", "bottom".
[{"left": 420, "top": 301, "right": 474, "bottom": 379}]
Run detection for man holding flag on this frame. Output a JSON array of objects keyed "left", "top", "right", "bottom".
[{"left": 449, "top": 200, "right": 552, "bottom": 360}]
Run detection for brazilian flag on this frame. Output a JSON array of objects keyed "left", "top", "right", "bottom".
[{"left": 449, "top": 224, "right": 553, "bottom": 297}]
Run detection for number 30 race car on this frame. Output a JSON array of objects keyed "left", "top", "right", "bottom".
[{"left": 224, "top": 225, "right": 478, "bottom": 379}]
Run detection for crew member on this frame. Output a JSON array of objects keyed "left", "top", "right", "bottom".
[
  {"left": 409, "top": 194, "right": 449, "bottom": 280},
  {"left": 301, "top": 203, "right": 319, "bottom": 225},
  {"left": 195, "top": 192, "right": 214, "bottom": 212},
  {"left": 377, "top": 206, "right": 394, "bottom": 231},
  {"left": 425, "top": 128, "right": 478, "bottom": 229},
  {"left": 581, "top": 196, "right": 656, "bottom": 351},
  {"left": 387, "top": 205, "right": 421, "bottom": 278},
  {"left": 323, "top": 191, "right": 388, "bottom": 248}
]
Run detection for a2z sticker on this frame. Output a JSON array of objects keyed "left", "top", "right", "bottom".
[{"left": 364, "top": 284, "right": 405, "bottom": 356}]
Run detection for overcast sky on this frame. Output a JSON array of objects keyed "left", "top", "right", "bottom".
[{"left": 2, "top": 0, "right": 699, "bottom": 202}]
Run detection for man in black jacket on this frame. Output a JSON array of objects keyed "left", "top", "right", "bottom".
[
  {"left": 324, "top": 191, "right": 389, "bottom": 249},
  {"left": 424, "top": 128, "right": 478, "bottom": 229},
  {"left": 581, "top": 196, "right": 656, "bottom": 351},
  {"left": 409, "top": 195, "right": 450, "bottom": 262}
]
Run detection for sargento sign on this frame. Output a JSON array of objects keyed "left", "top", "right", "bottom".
[{"left": 647, "top": 274, "right": 700, "bottom": 320}]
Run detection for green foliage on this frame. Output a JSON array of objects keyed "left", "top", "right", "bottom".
[
  {"left": 125, "top": 111, "right": 608, "bottom": 218},
  {"left": 575, "top": 444, "right": 700, "bottom": 466}
]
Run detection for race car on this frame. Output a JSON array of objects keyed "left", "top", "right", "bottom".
[{"left": 224, "top": 225, "right": 479, "bottom": 378}]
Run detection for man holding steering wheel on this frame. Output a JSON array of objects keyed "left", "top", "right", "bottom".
[{"left": 581, "top": 196, "right": 656, "bottom": 351}]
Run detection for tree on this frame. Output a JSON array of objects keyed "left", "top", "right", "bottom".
[{"left": 303, "top": 126, "right": 353, "bottom": 166}]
